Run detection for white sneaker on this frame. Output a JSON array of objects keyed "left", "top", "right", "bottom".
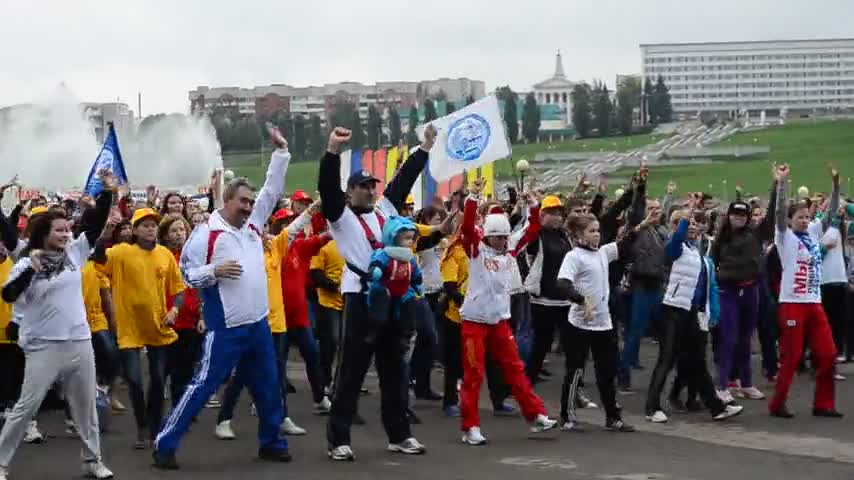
[
  {"left": 461, "top": 427, "right": 488, "bottom": 445},
  {"left": 387, "top": 437, "right": 426, "bottom": 454},
  {"left": 560, "top": 420, "right": 582, "bottom": 431},
  {"left": 717, "top": 389, "right": 735, "bottom": 404},
  {"left": 645, "top": 410, "right": 669, "bottom": 423},
  {"left": 82, "top": 461, "right": 114, "bottom": 479},
  {"left": 530, "top": 414, "right": 557, "bottom": 433},
  {"left": 0, "top": 466, "right": 7, "bottom": 480},
  {"left": 250, "top": 403, "right": 257, "bottom": 416},
  {"left": 280, "top": 417, "right": 306, "bottom": 436},
  {"left": 315, "top": 396, "right": 332, "bottom": 415},
  {"left": 739, "top": 386, "right": 766, "bottom": 400},
  {"left": 215, "top": 420, "right": 236, "bottom": 440},
  {"left": 714, "top": 404, "right": 744, "bottom": 421},
  {"left": 834, "top": 373, "right": 847, "bottom": 381},
  {"left": 328, "top": 445, "right": 355, "bottom": 461},
  {"left": 23, "top": 420, "right": 43, "bottom": 444}
]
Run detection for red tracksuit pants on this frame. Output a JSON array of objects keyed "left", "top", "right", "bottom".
[
  {"left": 460, "top": 319, "right": 546, "bottom": 431},
  {"left": 769, "top": 303, "right": 836, "bottom": 413}
]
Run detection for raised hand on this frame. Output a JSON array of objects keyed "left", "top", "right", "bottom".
[
  {"left": 268, "top": 125, "right": 288, "bottom": 150},
  {"left": 666, "top": 180, "right": 677, "bottom": 195},
  {"left": 97, "top": 169, "right": 118, "bottom": 191},
  {"left": 421, "top": 124, "right": 437, "bottom": 152},
  {"left": 0, "top": 175, "right": 19, "bottom": 194},
  {"left": 327, "top": 127, "right": 352, "bottom": 155},
  {"left": 774, "top": 164, "right": 790, "bottom": 182},
  {"left": 830, "top": 165, "right": 840, "bottom": 185}
]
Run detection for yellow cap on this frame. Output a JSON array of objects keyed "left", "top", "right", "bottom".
[
  {"left": 406, "top": 194, "right": 415, "bottom": 205},
  {"left": 540, "top": 195, "right": 563, "bottom": 210},
  {"left": 131, "top": 208, "right": 161, "bottom": 227},
  {"left": 29, "top": 206, "right": 48, "bottom": 216}
]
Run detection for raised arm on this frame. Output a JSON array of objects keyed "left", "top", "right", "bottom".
[
  {"left": 774, "top": 165, "right": 789, "bottom": 233},
  {"left": 511, "top": 206, "right": 541, "bottom": 256},
  {"left": 659, "top": 181, "right": 676, "bottom": 226},
  {"left": 249, "top": 128, "right": 291, "bottom": 230},
  {"left": 822, "top": 168, "right": 841, "bottom": 232},
  {"left": 383, "top": 126, "right": 435, "bottom": 212},
  {"left": 318, "top": 128, "right": 352, "bottom": 223},
  {"left": 461, "top": 195, "right": 480, "bottom": 258},
  {"left": 757, "top": 179, "right": 778, "bottom": 242}
]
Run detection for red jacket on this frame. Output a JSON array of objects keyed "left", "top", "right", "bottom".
[
  {"left": 281, "top": 232, "right": 331, "bottom": 329},
  {"left": 167, "top": 248, "right": 200, "bottom": 331}
]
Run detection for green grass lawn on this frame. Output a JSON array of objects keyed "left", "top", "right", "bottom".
[
  {"left": 229, "top": 120, "right": 854, "bottom": 199},
  {"left": 611, "top": 119, "right": 854, "bottom": 199}
]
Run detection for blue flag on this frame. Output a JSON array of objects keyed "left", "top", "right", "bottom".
[{"left": 84, "top": 123, "right": 128, "bottom": 197}]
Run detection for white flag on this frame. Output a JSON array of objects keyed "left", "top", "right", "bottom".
[{"left": 419, "top": 95, "right": 511, "bottom": 182}]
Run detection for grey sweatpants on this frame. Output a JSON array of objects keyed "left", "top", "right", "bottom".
[{"left": 0, "top": 339, "right": 101, "bottom": 468}]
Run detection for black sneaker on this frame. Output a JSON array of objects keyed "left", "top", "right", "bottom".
[
  {"left": 770, "top": 406, "right": 795, "bottom": 418},
  {"left": 152, "top": 451, "right": 180, "bottom": 470},
  {"left": 813, "top": 408, "right": 844, "bottom": 418},
  {"left": 353, "top": 413, "right": 366, "bottom": 425},
  {"left": 685, "top": 399, "right": 704, "bottom": 412},
  {"left": 287, "top": 383, "right": 297, "bottom": 394},
  {"left": 605, "top": 418, "right": 635, "bottom": 432},
  {"left": 258, "top": 446, "right": 292, "bottom": 462},
  {"left": 414, "top": 390, "right": 443, "bottom": 401}
]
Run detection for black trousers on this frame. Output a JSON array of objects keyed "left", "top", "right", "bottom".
[
  {"left": 169, "top": 329, "right": 202, "bottom": 409},
  {"left": 822, "top": 283, "right": 849, "bottom": 357},
  {"left": 0, "top": 343, "right": 24, "bottom": 409},
  {"left": 527, "top": 304, "right": 569, "bottom": 382},
  {"left": 757, "top": 282, "right": 779, "bottom": 378},
  {"left": 120, "top": 345, "right": 171, "bottom": 438},
  {"left": 645, "top": 306, "right": 724, "bottom": 416},
  {"left": 559, "top": 323, "right": 620, "bottom": 422},
  {"left": 91, "top": 330, "right": 120, "bottom": 387},
  {"left": 442, "top": 317, "right": 507, "bottom": 409},
  {"left": 670, "top": 331, "right": 708, "bottom": 402},
  {"left": 847, "top": 289, "right": 854, "bottom": 361},
  {"left": 327, "top": 293, "right": 414, "bottom": 448}
]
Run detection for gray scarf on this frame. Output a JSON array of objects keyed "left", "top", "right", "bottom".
[{"left": 34, "top": 251, "right": 74, "bottom": 280}]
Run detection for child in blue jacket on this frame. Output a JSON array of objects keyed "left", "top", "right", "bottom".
[{"left": 366, "top": 216, "right": 423, "bottom": 324}]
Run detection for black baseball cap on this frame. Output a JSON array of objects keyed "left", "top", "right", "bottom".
[
  {"left": 727, "top": 201, "right": 750, "bottom": 215},
  {"left": 347, "top": 170, "right": 381, "bottom": 189}
]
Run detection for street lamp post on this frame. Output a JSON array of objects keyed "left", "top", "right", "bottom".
[{"left": 516, "top": 158, "right": 530, "bottom": 191}]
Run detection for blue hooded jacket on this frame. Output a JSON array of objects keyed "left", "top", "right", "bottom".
[{"left": 367, "top": 216, "right": 422, "bottom": 302}]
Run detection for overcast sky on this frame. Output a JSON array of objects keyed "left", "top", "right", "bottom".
[{"left": 3, "top": 0, "right": 852, "bottom": 115}]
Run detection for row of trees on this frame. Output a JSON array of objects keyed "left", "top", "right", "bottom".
[
  {"left": 570, "top": 75, "right": 672, "bottom": 138},
  {"left": 210, "top": 75, "right": 674, "bottom": 156}
]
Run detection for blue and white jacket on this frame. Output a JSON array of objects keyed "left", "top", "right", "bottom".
[
  {"left": 180, "top": 149, "right": 291, "bottom": 331},
  {"left": 663, "top": 219, "right": 720, "bottom": 330}
]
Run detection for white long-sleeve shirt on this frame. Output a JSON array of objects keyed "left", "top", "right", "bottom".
[{"left": 181, "top": 149, "right": 291, "bottom": 330}]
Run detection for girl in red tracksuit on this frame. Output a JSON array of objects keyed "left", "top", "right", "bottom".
[
  {"left": 457, "top": 186, "right": 556, "bottom": 446},
  {"left": 769, "top": 164, "right": 842, "bottom": 418}
]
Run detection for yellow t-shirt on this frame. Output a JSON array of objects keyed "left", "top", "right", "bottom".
[
  {"left": 265, "top": 231, "right": 289, "bottom": 334},
  {"left": 82, "top": 261, "right": 110, "bottom": 333},
  {"left": 96, "top": 243, "right": 184, "bottom": 349},
  {"left": 440, "top": 242, "right": 468, "bottom": 323},
  {"left": 310, "top": 240, "right": 344, "bottom": 311},
  {"left": 0, "top": 258, "right": 13, "bottom": 343}
]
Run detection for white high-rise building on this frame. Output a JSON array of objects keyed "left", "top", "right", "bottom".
[{"left": 640, "top": 38, "right": 854, "bottom": 117}]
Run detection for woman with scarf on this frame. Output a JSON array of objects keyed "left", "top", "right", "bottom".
[
  {"left": 0, "top": 171, "right": 115, "bottom": 480},
  {"left": 93, "top": 207, "right": 186, "bottom": 449}
]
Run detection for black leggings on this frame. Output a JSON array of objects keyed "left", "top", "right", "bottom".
[
  {"left": 0, "top": 343, "right": 24, "bottom": 409},
  {"left": 559, "top": 323, "right": 620, "bottom": 422},
  {"left": 169, "top": 329, "right": 202, "bottom": 408},
  {"left": 822, "top": 283, "right": 849, "bottom": 357}
]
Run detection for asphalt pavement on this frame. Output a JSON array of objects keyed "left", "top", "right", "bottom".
[{"left": 7, "top": 339, "right": 854, "bottom": 480}]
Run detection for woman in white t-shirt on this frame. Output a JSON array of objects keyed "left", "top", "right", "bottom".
[
  {"left": 819, "top": 208, "right": 848, "bottom": 367},
  {"left": 769, "top": 164, "right": 841, "bottom": 419},
  {"left": 555, "top": 212, "right": 645, "bottom": 433}
]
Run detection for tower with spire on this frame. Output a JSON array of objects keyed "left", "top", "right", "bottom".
[{"left": 532, "top": 50, "right": 576, "bottom": 126}]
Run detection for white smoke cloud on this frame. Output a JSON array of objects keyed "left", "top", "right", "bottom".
[{"left": 0, "top": 86, "right": 222, "bottom": 192}]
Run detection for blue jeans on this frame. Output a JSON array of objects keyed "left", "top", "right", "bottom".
[
  {"left": 619, "top": 289, "right": 663, "bottom": 382},
  {"left": 120, "top": 346, "right": 170, "bottom": 438},
  {"left": 155, "top": 320, "right": 287, "bottom": 455},
  {"left": 91, "top": 330, "right": 119, "bottom": 387}
]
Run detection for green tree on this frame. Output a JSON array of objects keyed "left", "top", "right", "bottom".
[
  {"left": 232, "top": 116, "right": 262, "bottom": 150},
  {"left": 616, "top": 76, "right": 641, "bottom": 135},
  {"left": 592, "top": 81, "right": 613, "bottom": 137},
  {"left": 643, "top": 78, "right": 657, "bottom": 125},
  {"left": 522, "top": 92, "right": 541, "bottom": 143},
  {"left": 366, "top": 105, "right": 382, "bottom": 150},
  {"left": 465, "top": 95, "right": 475, "bottom": 106},
  {"left": 424, "top": 99, "right": 438, "bottom": 122},
  {"left": 291, "top": 115, "right": 307, "bottom": 160},
  {"left": 388, "top": 106, "right": 402, "bottom": 146},
  {"left": 405, "top": 105, "right": 419, "bottom": 145},
  {"left": 350, "top": 108, "right": 365, "bottom": 149},
  {"left": 496, "top": 86, "right": 519, "bottom": 144},
  {"left": 654, "top": 75, "right": 673, "bottom": 124},
  {"left": 329, "top": 98, "right": 356, "bottom": 130},
  {"left": 433, "top": 89, "right": 448, "bottom": 102},
  {"left": 571, "top": 83, "right": 593, "bottom": 138},
  {"left": 308, "top": 115, "right": 324, "bottom": 159},
  {"left": 446, "top": 102, "right": 456, "bottom": 115}
]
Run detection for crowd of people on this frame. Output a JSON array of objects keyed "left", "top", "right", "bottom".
[{"left": 0, "top": 124, "right": 850, "bottom": 478}]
